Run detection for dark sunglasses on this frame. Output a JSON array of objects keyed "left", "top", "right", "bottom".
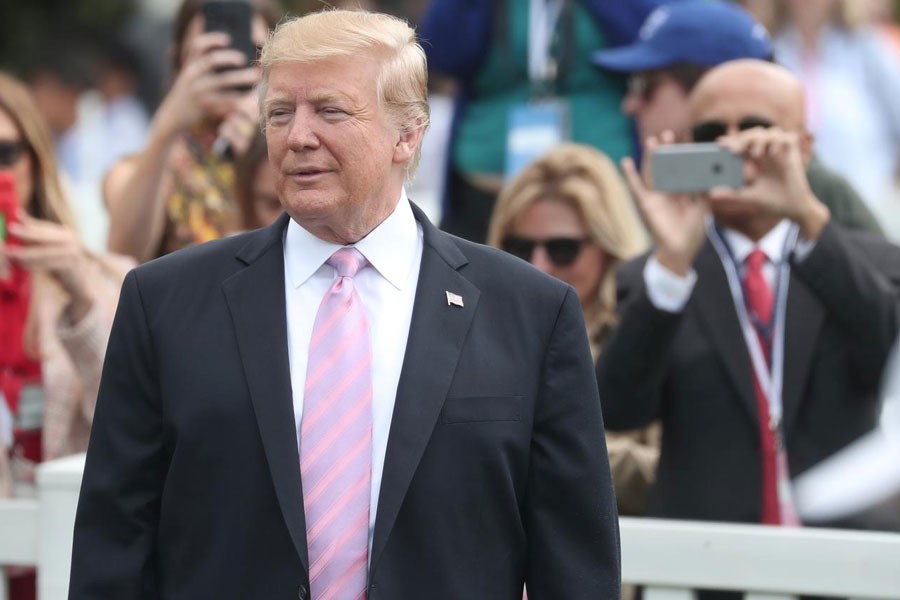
[
  {"left": 0, "top": 140, "right": 26, "bottom": 167},
  {"left": 691, "top": 117, "right": 774, "bottom": 143},
  {"left": 501, "top": 236, "right": 590, "bottom": 267}
]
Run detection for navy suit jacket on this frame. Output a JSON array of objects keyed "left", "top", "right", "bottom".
[{"left": 70, "top": 204, "right": 619, "bottom": 599}]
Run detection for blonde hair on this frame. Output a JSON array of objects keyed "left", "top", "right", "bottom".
[
  {"left": 0, "top": 71, "right": 76, "bottom": 228},
  {"left": 259, "top": 9, "right": 429, "bottom": 174},
  {"left": 488, "top": 144, "right": 649, "bottom": 354},
  {"left": 0, "top": 71, "right": 84, "bottom": 360}
]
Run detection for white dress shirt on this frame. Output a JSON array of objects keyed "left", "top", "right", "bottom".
[
  {"left": 644, "top": 219, "right": 815, "bottom": 312},
  {"left": 721, "top": 218, "right": 792, "bottom": 290},
  {"left": 283, "top": 190, "right": 423, "bottom": 553}
]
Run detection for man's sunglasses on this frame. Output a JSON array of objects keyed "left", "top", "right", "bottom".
[
  {"left": 691, "top": 117, "right": 774, "bottom": 143},
  {"left": 501, "top": 236, "right": 590, "bottom": 267},
  {"left": 0, "top": 141, "right": 26, "bottom": 167}
]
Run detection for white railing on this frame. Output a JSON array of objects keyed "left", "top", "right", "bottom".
[
  {"left": 621, "top": 517, "right": 900, "bottom": 599},
  {"left": 0, "top": 454, "right": 84, "bottom": 600},
  {"left": 1, "top": 454, "right": 899, "bottom": 599}
]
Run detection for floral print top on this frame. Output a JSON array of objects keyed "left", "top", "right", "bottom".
[{"left": 157, "top": 127, "right": 239, "bottom": 257}]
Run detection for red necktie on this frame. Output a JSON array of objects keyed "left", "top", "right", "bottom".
[{"left": 743, "top": 248, "right": 780, "bottom": 524}]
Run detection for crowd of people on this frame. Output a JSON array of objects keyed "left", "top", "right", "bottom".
[{"left": 1, "top": 0, "right": 899, "bottom": 599}]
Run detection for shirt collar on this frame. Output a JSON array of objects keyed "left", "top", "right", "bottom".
[
  {"left": 721, "top": 219, "right": 792, "bottom": 265},
  {"left": 284, "top": 188, "right": 418, "bottom": 289}
]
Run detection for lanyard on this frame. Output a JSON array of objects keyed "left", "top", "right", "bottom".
[
  {"left": 707, "top": 222, "right": 799, "bottom": 429},
  {"left": 528, "top": 0, "right": 565, "bottom": 84}
]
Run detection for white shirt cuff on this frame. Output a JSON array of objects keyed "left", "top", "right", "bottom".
[{"left": 643, "top": 255, "right": 697, "bottom": 313}]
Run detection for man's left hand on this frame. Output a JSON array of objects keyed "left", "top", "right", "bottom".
[{"left": 710, "top": 127, "right": 830, "bottom": 240}]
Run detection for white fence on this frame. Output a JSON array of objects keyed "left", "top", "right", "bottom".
[
  {"left": 623, "top": 518, "right": 900, "bottom": 599},
  {"left": 1, "top": 454, "right": 899, "bottom": 599},
  {"left": 0, "top": 454, "right": 83, "bottom": 600}
]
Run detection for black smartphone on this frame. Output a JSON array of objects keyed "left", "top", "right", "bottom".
[{"left": 203, "top": 0, "right": 257, "bottom": 90}]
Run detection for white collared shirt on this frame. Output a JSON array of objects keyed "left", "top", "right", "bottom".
[
  {"left": 644, "top": 219, "right": 815, "bottom": 313},
  {"left": 283, "top": 190, "right": 423, "bottom": 553},
  {"left": 722, "top": 219, "right": 792, "bottom": 289}
]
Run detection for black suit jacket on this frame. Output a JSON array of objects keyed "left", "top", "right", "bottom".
[
  {"left": 597, "top": 223, "right": 900, "bottom": 525},
  {"left": 69, "top": 205, "right": 619, "bottom": 599}
]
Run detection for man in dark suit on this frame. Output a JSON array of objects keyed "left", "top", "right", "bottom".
[
  {"left": 69, "top": 10, "right": 619, "bottom": 600},
  {"left": 599, "top": 59, "right": 900, "bottom": 528}
]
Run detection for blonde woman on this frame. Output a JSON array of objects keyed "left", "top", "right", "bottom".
[
  {"left": 488, "top": 142, "right": 659, "bottom": 515},
  {"left": 0, "top": 72, "right": 133, "bottom": 498},
  {"left": 0, "top": 70, "right": 133, "bottom": 598}
]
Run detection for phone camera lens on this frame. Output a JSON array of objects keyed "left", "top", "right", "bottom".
[{"left": 712, "top": 163, "right": 722, "bottom": 174}]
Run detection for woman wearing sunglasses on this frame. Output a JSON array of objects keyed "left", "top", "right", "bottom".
[
  {"left": 487, "top": 142, "right": 659, "bottom": 516},
  {"left": 0, "top": 72, "right": 133, "bottom": 517}
]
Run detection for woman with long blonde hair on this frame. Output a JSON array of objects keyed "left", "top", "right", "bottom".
[
  {"left": 489, "top": 143, "right": 647, "bottom": 355},
  {"left": 0, "top": 71, "right": 132, "bottom": 503},
  {"left": 488, "top": 143, "right": 658, "bottom": 515}
]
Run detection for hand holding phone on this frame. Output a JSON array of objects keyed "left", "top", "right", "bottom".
[
  {"left": 153, "top": 3, "right": 261, "bottom": 143},
  {"left": 711, "top": 126, "right": 829, "bottom": 240},
  {"left": 621, "top": 133, "right": 711, "bottom": 276},
  {"left": 201, "top": 0, "right": 261, "bottom": 157}
]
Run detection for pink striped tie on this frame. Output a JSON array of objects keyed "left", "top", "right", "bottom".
[{"left": 301, "top": 247, "right": 372, "bottom": 600}]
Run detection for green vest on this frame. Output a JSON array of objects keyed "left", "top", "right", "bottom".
[{"left": 453, "top": 0, "right": 633, "bottom": 177}]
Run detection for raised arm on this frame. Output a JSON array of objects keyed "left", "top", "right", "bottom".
[
  {"left": 598, "top": 140, "right": 709, "bottom": 430},
  {"left": 105, "top": 30, "right": 259, "bottom": 262}
]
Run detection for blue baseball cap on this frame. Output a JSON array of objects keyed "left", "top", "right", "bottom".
[{"left": 592, "top": 1, "right": 773, "bottom": 73}]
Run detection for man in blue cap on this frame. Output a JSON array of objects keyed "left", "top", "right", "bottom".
[
  {"left": 592, "top": 0, "right": 882, "bottom": 234},
  {"left": 593, "top": 0, "right": 772, "bottom": 143}
]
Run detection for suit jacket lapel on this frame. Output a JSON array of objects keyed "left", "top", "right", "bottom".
[
  {"left": 693, "top": 236, "right": 825, "bottom": 436},
  {"left": 781, "top": 271, "right": 825, "bottom": 434},
  {"left": 221, "top": 214, "right": 309, "bottom": 571},
  {"left": 369, "top": 205, "right": 479, "bottom": 574},
  {"left": 692, "top": 241, "right": 760, "bottom": 425}
]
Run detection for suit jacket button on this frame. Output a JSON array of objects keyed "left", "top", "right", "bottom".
[{"left": 298, "top": 584, "right": 308, "bottom": 599}]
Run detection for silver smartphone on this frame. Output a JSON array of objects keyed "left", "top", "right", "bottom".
[{"left": 650, "top": 143, "right": 744, "bottom": 193}]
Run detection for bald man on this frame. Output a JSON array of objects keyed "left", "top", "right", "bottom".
[
  {"left": 597, "top": 60, "right": 900, "bottom": 535},
  {"left": 591, "top": 1, "right": 882, "bottom": 235}
]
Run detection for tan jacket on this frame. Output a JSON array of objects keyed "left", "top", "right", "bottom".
[
  {"left": 594, "top": 330, "right": 661, "bottom": 517},
  {"left": 0, "top": 254, "right": 132, "bottom": 497},
  {"left": 607, "top": 422, "right": 662, "bottom": 516}
]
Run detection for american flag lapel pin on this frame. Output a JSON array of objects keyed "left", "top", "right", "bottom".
[{"left": 446, "top": 291, "right": 464, "bottom": 307}]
